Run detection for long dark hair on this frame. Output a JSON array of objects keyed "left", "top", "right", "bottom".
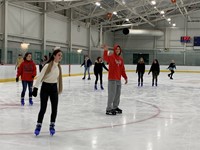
[
  {"left": 43, "top": 49, "right": 63, "bottom": 94},
  {"left": 23, "top": 52, "right": 32, "bottom": 61},
  {"left": 152, "top": 59, "right": 159, "bottom": 65}
]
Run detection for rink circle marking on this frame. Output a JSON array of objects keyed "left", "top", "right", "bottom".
[{"left": 0, "top": 100, "right": 160, "bottom": 136}]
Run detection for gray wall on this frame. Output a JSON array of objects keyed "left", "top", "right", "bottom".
[{"left": 1, "top": 2, "right": 103, "bottom": 64}]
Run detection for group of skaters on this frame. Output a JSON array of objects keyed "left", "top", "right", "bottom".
[
  {"left": 136, "top": 58, "right": 176, "bottom": 87},
  {"left": 15, "top": 48, "right": 62, "bottom": 136},
  {"left": 14, "top": 44, "right": 176, "bottom": 136}
]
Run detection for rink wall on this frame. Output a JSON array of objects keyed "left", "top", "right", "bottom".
[{"left": 0, "top": 65, "right": 200, "bottom": 82}]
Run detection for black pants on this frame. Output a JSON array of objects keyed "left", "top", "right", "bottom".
[
  {"left": 21, "top": 80, "right": 33, "bottom": 98},
  {"left": 37, "top": 82, "right": 58, "bottom": 124},
  {"left": 95, "top": 72, "right": 103, "bottom": 85},
  {"left": 152, "top": 71, "right": 158, "bottom": 84},
  {"left": 170, "top": 70, "right": 175, "bottom": 77},
  {"left": 137, "top": 72, "right": 144, "bottom": 83}
]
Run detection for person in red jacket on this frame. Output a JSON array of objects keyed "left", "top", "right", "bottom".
[
  {"left": 16, "top": 52, "right": 37, "bottom": 106},
  {"left": 103, "top": 44, "right": 128, "bottom": 115}
]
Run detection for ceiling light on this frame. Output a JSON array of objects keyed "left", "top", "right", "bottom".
[
  {"left": 172, "top": 23, "right": 176, "bottom": 27},
  {"left": 160, "top": 10, "right": 165, "bottom": 14},
  {"left": 122, "top": 0, "right": 126, "bottom": 4},
  {"left": 95, "top": 2, "right": 101, "bottom": 6},
  {"left": 125, "top": 18, "right": 129, "bottom": 21},
  {"left": 113, "top": 11, "right": 117, "bottom": 15},
  {"left": 151, "top": 0, "right": 156, "bottom": 5},
  {"left": 77, "top": 49, "right": 82, "bottom": 53},
  {"left": 167, "top": 18, "right": 171, "bottom": 21},
  {"left": 21, "top": 42, "right": 30, "bottom": 50}
]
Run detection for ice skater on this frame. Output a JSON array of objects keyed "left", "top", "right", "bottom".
[
  {"left": 103, "top": 44, "right": 128, "bottom": 115},
  {"left": 167, "top": 60, "right": 176, "bottom": 79},
  {"left": 15, "top": 54, "right": 23, "bottom": 70},
  {"left": 94, "top": 56, "right": 108, "bottom": 90},
  {"left": 16, "top": 52, "right": 36, "bottom": 105},
  {"left": 148, "top": 59, "right": 160, "bottom": 86},
  {"left": 32, "top": 48, "right": 63, "bottom": 136},
  {"left": 81, "top": 55, "right": 92, "bottom": 80},
  {"left": 136, "top": 57, "right": 145, "bottom": 86}
]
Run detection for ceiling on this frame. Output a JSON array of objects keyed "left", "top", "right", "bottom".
[{"left": 4, "top": 0, "right": 200, "bottom": 31}]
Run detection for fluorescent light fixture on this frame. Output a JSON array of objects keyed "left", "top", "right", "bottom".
[
  {"left": 151, "top": 0, "right": 156, "bottom": 5},
  {"left": 95, "top": 2, "right": 101, "bottom": 6},
  {"left": 167, "top": 18, "right": 171, "bottom": 21},
  {"left": 21, "top": 42, "right": 30, "bottom": 50},
  {"left": 125, "top": 18, "right": 129, "bottom": 21},
  {"left": 113, "top": 11, "right": 117, "bottom": 15},
  {"left": 122, "top": 0, "right": 126, "bottom": 4},
  {"left": 77, "top": 49, "right": 82, "bottom": 53},
  {"left": 172, "top": 23, "right": 176, "bottom": 27},
  {"left": 160, "top": 10, "right": 165, "bottom": 14}
]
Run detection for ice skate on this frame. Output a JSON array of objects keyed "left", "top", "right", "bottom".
[
  {"left": 21, "top": 98, "right": 25, "bottom": 106},
  {"left": 34, "top": 124, "right": 41, "bottom": 136},
  {"left": 49, "top": 123, "right": 55, "bottom": 136},
  {"left": 29, "top": 97, "right": 33, "bottom": 105},
  {"left": 94, "top": 84, "right": 97, "bottom": 90},
  {"left": 106, "top": 109, "right": 116, "bottom": 115},
  {"left": 100, "top": 84, "right": 104, "bottom": 90},
  {"left": 114, "top": 107, "right": 122, "bottom": 114}
]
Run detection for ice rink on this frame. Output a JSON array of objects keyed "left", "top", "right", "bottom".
[{"left": 0, "top": 71, "right": 200, "bottom": 150}]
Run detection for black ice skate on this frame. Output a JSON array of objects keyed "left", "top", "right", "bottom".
[
  {"left": 34, "top": 124, "right": 41, "bottom": 136},
  {"left": 100, "top": 84, "right": 104, "bottom": 90},
  {"left": 94, "top": 84, "right": 97, "bottom": 90},
  {"left": 106, "top": 109, "right": 116, "bottom": 115},
  {"left": 114, "top": 107, "right": 122, "bottom": 114},
  {"left": 49, "top": 123, "right": 55, "bottom": 136}
]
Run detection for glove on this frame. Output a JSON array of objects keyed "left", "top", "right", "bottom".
[
  {"left": 16, "top": 77, "right": 19, "bottom": 82},
  {"left": 32, "top": 76, "right": 35, "bottom": 79},
  {"left": 32, "top": 87, "right": 38, "bottom": 97}
]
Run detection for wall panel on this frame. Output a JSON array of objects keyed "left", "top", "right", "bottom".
[{"left": 46, "top": 16, "right": 68, "bottom": 43}]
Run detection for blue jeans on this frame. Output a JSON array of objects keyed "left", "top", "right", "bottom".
[
  {"left": 83, "top": 67, "right": 90, "bottom": 78},
  {"left": 21, "top": 80, "right": 33, "bottom": 98}
]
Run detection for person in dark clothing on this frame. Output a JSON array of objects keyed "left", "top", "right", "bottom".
[
  {"left": 136, "top": 57, "right": 145, "bottom": 86},
  {"left": 81, "top": 55, "right": 92, "bottom": 80},
  {"left": 39, "top": 55, "right": 48, "bottom": 72},
  {"left": 167, "top": 60, "right": 176, "bottom": 79},
  {"left": 148, "top": 59, "right": 160, "bottom": 86},
  {"left": 94, "top": 57, "right": 109, "bottom": 90}
]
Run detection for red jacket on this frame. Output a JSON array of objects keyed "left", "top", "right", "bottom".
[
  {"left": 17, "top": 60, "right": 37, "bottom": 81},
  {"left": 103, "top": 45, "right": 127, "bottom": 80}
]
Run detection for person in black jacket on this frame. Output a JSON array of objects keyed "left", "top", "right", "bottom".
[
  {"left": 94, "top": 57, "right": 108, "bottom": 90},
  {"left": 136, "top": 57, "right": 145, "bottom": 86},
  {"left": 167, "top": 60, "right": 176, "bottom": 79},
  {"left": 148, "top": 59, "right": 160, "bottom": 86},
  {"left": 81, "top": 55, "right": 92, "bottom": 80}
]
